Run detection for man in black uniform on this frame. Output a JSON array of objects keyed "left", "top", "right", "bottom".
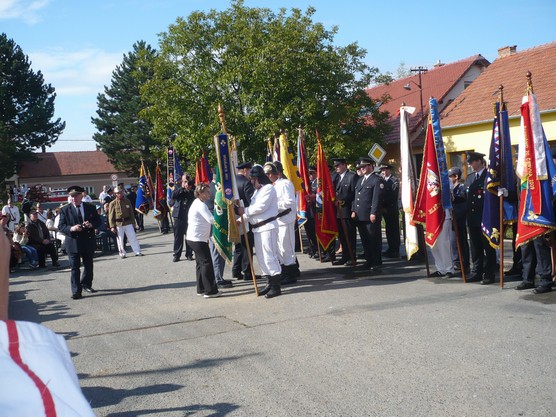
[
  {"left": 58, "top": 185, "right": 101, "bottom": 299},
  {"left": 448, "top": 167, "right": 470, "bottom": 272},
  {"left": 332, "top": 158, "right": 357, "bottom": 266},
  {"left": 170, "top": 174, "right": 195, "bottom": 262},
  {"left": 379, "top": 163, "right": 400, "bottom": 259},
  {"left": 232, "top": 161, "right": 255, "bottom": 281},
  {"left": 351, "top": 157, "right": 384, "bottom": 270},
  {"left": 464, "top": 151, "right": 496, "bottom": 284}
]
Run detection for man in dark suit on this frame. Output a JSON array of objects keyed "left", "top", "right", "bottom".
[
  {"left": 331, "top": 158, "right": 358, "bottom": 266},
  {"left": 232, "top": 161, "right": 256, "bottom": 280},
  {"left": 352, "top": 157, "right": 384, "bottom": 270},
  {"left": 58, "top": 185, "right": 101, "bottom": 299},
  {"left": 26, "top": 210, "right": 59, "bottom": 268},
  {"left": 379, "top": 163, "right": 401, "bottom": 258},
  {"left": 170, "top": 174, "right": 195, "bottom": 262},
  {"left": 464, "top": 151, "right": 496, "bottom": 284}
]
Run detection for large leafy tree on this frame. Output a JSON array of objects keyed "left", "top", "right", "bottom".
[
  {"left": 0, "top": 33, "right": 65, "bottom": 185},
  {"left": 92, "top": 41, "right": 159, "bottom": 175},
  {"left": 141, "top": 1, "right": 390, "bottom": 166}
]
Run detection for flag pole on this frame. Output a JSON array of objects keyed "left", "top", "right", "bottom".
[
  {"left": 498, "top": 85, "right": 506, "bottom": 288},
  {"left": 218, "top": 104, "right": 259, "bottom": 296}
]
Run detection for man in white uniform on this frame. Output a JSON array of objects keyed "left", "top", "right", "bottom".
[
  {"left": 264, "top": 161, "right": 299, "bottom": 284},
  {"left": 238, "top": 165, "right": 282, "bottom": 298}
]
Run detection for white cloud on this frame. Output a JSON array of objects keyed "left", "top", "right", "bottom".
[
  {"left": 0, "top": 0, "right": 50, "bottom": 24},
  {"left": 28, "top": 47, "right": 123, "bottom": 96}
]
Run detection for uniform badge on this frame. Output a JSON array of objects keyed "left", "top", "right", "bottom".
[{"left": 380, "top": 184, "right": 384, "bottom": 189}]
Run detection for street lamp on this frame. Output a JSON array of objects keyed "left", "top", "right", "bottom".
[{"left": 403, "top": 66, "right": 428, "bottom": 131}]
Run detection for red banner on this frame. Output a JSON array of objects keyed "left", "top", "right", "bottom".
[
  {"left": 315, "top": 136, "right": 338, "bottom": 250},
  {"left": 412, "top": 118, "right": 445, "bottom": 246}
]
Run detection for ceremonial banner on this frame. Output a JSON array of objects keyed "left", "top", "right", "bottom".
[
  {"left": 214, "top": 133, "right": 240, "bottom": 243},
  {"left": 482, "top": 102, "right": 517, "bottom": 248},
  {"left": 153, "top": 164, "right": 166, "bottom": 220},
  {"left": 412, "top": 105, "right": 445, "bottom": 247},
  {"left": 135, "top": 161, "right": 150, "bottom": 215},
  {"left": 195, "top": 152, "right": 212, "bottom": 185},
  {"left": 515, "top": 92, "right": 556, "bottom": 247},
  {"left": 279, "top": 132, "right": 303, "bottom": 192},
  {"left": 211, "top": 165, "right": 234, "bottom": 262},
  {"left": 399, "top": 105, "right": 419, "bottom": 259},
  {"left": 166, "top": 147, "right": 175, "bottom": 204},
  {"left": 296, "top": 129, "right": 311, "bottom": 227},
  {"left": 430, "top": 98, "right": 452, "bottom": 211},
  {"left": 315, "top": 135, "right": 338, "bottom": 250}
]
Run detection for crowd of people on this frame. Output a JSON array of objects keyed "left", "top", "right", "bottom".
[{"left": 4, "top": 149, "right": 555, "bottom": 301}]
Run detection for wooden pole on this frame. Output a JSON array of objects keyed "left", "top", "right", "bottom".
[
  {"left": 218, "top": 104, "right": 258, "bottom": 296},
  {"left": 451, "top": 211, "right": 467, "bottom": 282}
]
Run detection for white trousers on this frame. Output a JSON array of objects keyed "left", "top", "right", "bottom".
[
  {"left": 277, "top": 222, "right": 296, "bottom": 266},
  {"left": 254, "top": 228, "right": 281, "bottom": 276},
  {"left": 116, "top": 224, "right": 141, "bottom": 255},
  {"left": 430, "top": 215, "right": 455, "bottom": 274}
]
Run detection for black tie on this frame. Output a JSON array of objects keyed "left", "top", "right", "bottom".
[{"left": 76, "top": 205, "right": 84, "bottom": 224}]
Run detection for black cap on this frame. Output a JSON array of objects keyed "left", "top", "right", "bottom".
[
  {"left": 237, "top": 161, "right": 253, "bottom": 170},
  {"left": 379, "top": 163, "right": 393, "bottom": 170},
  {"left": 466, "top": 151, "right": 485, "bottom": 163},
  {"left": 448, "top": 167, "right": 462, "bottom": 177},
  {"left": 309, "top": 166, "right": 317, "bottom": 172},
  {"left": 67, "top": 185, "right": 85, "bottom": 196},
  {"left": 272, "top": 160, "right": 284, "bottom": 173},
  {"left": 332, "top": 158, "right": 347, "bottom": 166},
  {"left": 249, "top": 165, "right": 266, "bottom": 179},
  {"left": 358, "top": 157, "right": 374, "bottom": 166}
]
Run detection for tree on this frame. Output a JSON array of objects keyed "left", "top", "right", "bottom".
[
  {"left": 141, "top": 0, "right": 390, "bottom": 166},
  {"left": 92, "top": 41, "right": 159, "bottom": 175},
  {"left": 0, "top": 33, "right": 65, "bottom": 185}
]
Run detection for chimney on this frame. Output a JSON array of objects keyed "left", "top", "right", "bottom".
[
  {"left": 433, "top": 59, "right": 444, "bottom": 68},
  {"left": 498, "top": 45, "right": 517, "bottom": 58}
]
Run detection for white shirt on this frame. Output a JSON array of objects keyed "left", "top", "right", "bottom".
[
  {"left": 273, "top": 177, "right": 296, "bottom": 225},
  {"left": 1, "top": 205, "right": 20, "bottom": 231},
  {"left": 244, "top": 184, "right": 278, "bottom": 233},
  {"left": 186, "top": 198, "right": 214, "bottom": 242}
]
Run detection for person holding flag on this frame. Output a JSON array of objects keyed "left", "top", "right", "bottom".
[
  {"left": 412, "top": 98, "right": 454, "bottom": 278},
  {"left": 514, "top": 73, "right": 556, "bottom": 294},
  {"left": 170, "top": 174, "right": 195, "bottom": 262},
  {"left": 464, "top": 151, "right": 496, "bottom": 284},
  {"left": 237, "top": 165, "right": 282, "bottom": 298}
]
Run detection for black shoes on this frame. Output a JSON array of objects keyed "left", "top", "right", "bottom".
[
  {"left": 83, "top": 287, "right": 97, "bottom": 293},
  {"left": 382, "top": 251, "right": 399, "bottom": 259},
  {"left": 480, "top": 277, "right": 495, "bottom": 285},
  {"left": 533, "top": 286, "right": 552, "bottom": 294},
  {"left": 515, "top": 282, "right": 535, "bottom": 290},
  {"left": 52, "top": 262, "right": 60, "bottom": 267},
  {"left": 186, "top": 255, "right": 194, "bottom": 261},
  {"left": 332, "top": 259, "right": 348, "bottom": 266},
  {"left": 217, "top": 280, "right": 234, "bottom": 289},
  {"left": 71, "top": 293, "right": 82, "bottom": 300},
  {"left": 430, "top": 271, "right": 444, "bottom": 277},
  {"left": 504, "top": 267, "right": 522, "bottom": 277},
  {"left": 173, "top": 257, "right": 180, "bottom": 262}
]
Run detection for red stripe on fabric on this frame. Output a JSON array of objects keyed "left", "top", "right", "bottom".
[{"left": 6, "top": 320, "right": 57, "bottom": 417}]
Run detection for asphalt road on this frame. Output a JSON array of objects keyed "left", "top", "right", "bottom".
[{"left": 8, "top": 218, "right": 556, "bottom": 417}]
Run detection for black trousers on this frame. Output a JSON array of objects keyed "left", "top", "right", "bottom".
[
  {"left": 521, "top": 236, "right": 551, "bottom": 287},
  {"left": 303, "top": 217, "right": 317, "bottom": 255},
  {"left": 356, "top": 219, "right": 382, "bottom": 266},
  {"left": 173, "top": 217, "right": 193, "bottom": 259},
  {"left": 336, "top": 217, "right": 356, "bottom": 261},
  {"left": 232, "top": 231, "right": 254, "bottom": 277},
  {"left": 383, "top": 209, "right": 400, "bottom": 254},
  {"left": 468, "top": 225, "right": 496, "bottom": 279},
  {"left": 31, "top": 242, "right": 58, "bottom": 267},
  {"left": 454, "top": 218, "right": 470, "bottom": 268},
  {"left": 187, "top": 240, "right": 218, "bottom": 295},
  {"left": 135, "top": 213, "right": 144, "bottom": 230},
  {"left": 68, "top": 249, "right": 94, "bottom": 295}
]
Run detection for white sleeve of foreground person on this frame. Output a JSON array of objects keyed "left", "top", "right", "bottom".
[{"left": 0, "top": 320, "right": 96, "bottom": 417}]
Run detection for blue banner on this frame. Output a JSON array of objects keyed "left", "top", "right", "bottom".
[
  {"left": 429, "top": 97, "right": 452, "bottom": 210},
  {"left": 216, "top": 133, "right": 234, "bottom": 201}
]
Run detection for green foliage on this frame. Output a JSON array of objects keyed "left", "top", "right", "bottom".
[
  {"left": 141, "top": 0, "right": 391, "bottom": 168},
  {"left": 92, "top": 41, "right": 160, "bottom": 175},
  {"left": 0, "top": 33, "right": 65, "bottom": 184}
]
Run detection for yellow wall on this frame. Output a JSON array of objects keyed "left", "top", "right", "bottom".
[{"left": 444, "top": 111, "right": 556, "bottom": 157}]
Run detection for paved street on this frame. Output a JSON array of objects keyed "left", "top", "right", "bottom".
[{"left": 8, "top": 218, "right": 556, "bottom": 417}]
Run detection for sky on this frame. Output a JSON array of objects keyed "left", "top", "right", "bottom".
[{"left": 1, "top": 0, "right": 555, "bottom": 153}]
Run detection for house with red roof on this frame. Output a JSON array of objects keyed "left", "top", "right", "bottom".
[
  {"left": 11, "top": 151, "right": 135, "bottom": 200},
  {"left": 441, "top": 42, "right": 556, "bottom": 178},
  {"left": 366, "top": 54, "right": 490, "bottom": 167}
]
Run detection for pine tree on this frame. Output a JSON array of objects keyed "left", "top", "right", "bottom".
[
  {"left": 92, "top": 41, "right": 158, "bottom": 175},
  {"left": 0, "top": 33, "right": 65, "bottom": 185}
]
